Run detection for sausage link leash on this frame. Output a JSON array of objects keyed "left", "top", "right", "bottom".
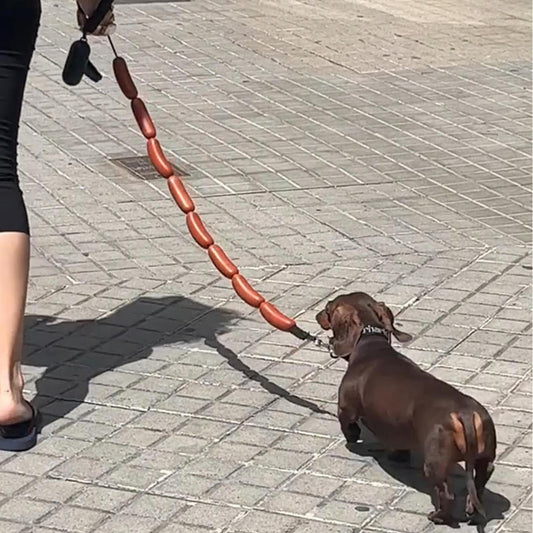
[
  {"left": 61, "top": 7, "right": 328, "bottom": 351},
  {"left": 108, "top": 42, "right": 328, "bottom": 348}
]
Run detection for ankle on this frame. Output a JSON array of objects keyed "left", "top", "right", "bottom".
[
  {"left": 0, "top": 392, "right": 32, "bottom": 425},
  {"left": 0, "top": 371, "right": 30, "bottom": 424},
  {"left": 0, "top": 363, "right": 24, "bottom": 395}
]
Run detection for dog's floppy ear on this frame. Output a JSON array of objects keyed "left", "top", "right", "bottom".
[
  {"left": 371, "top": 302, "right": 412, "bottom": 343},
  {"left": 330, "top": 305, "right": 363, "bottom": 357},
  {"left": 316, "top": 304, "right": 332, "bottom": 330}
]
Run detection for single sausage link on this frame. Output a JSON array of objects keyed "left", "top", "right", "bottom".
[
  {"left": 208, "top": 245, "right": 238, "bottom": 278},
  {"left": 112, "top": 57, "right": 138, "bottom": 99},
  {"left": 259, "top": 301, "right": 296, "bottom": 331},
  {"left": 186, "top": 212, "right": 214, "bottom": 248},
  {"left": 168, "top": 175, "right": 195, "bottom": 213},
  {"left": 232, "top": 274, "right": 264, "bottom": 308},
  {"left": 147, "top": 138, "right": 173, "bottom": 178},
  {"left": 131, "top": 98, "right": 156, "bottom": 139}
]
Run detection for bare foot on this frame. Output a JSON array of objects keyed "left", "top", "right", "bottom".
[{"left": 0, "top": 390, "right": 32, "bottom": 425}]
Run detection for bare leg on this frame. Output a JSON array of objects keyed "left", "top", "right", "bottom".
[
  {"left": 0, "top": 232, "right": 32, "bottom": 424},
  {"left": 0, "top": 0, "right": 40, "bottom": 431}
]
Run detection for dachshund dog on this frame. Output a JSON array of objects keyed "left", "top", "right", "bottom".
[{"left": 316, "top": 292, "right": 496, "bottom": 526}]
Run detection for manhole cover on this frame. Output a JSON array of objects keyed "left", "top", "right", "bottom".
[{"left": 111, "top": 155, "right": 188, "bottom": 181}]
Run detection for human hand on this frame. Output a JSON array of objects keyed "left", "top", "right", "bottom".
[{"left": 76, "top": 0, "right": 116, "bottom": 35}]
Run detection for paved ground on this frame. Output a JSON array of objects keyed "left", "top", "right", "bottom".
[{"left": 0, "top": 0, "right": 531, "bottom": 531}]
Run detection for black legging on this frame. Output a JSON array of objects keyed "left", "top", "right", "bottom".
[{"left": 0, "top": 0, "right": 41, "bottom": 234}]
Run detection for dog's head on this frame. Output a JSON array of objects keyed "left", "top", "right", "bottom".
[
  {"left": 316, "top": 302, "right": 364, "bottom": 358},
  {"left": 316, "top": 292, "right": 412, "bottom": 358}
]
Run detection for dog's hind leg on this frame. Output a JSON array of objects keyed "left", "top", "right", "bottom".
[
  {"left": 423, "top": 427, "right": 455, "bottom": 525},
  {"left": 466, "top": 458, "right": 494, "bottom": 523}
]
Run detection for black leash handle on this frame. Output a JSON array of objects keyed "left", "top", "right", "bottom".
[{"left": 63, "top": 0, "right": 113, "bottom": 86}]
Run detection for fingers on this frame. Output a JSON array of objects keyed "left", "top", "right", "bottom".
[{"left": 77, "top": 6, "right": 116, "bottom": 36}]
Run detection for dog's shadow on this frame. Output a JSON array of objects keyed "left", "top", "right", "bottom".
[
  {"left": 347, "top": 427, "right": 510, "bottom": 531},
  {"left": 23, "top": 296, "right": 332, "bottom": 430}
]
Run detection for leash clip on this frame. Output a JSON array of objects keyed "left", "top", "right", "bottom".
[
  {"left": 313, "top": 336, "right": 328, "bottom": 349},
  {"left": 287, "top": 325, "right": 331, "bottom": 353},
  {"left": 311, "top": 335, "right": 339, "bottom": 359}
]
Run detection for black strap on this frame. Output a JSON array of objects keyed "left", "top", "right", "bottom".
[
  {"left": 79, "top": 0, "right": 114, "bottom": 35},
  {"left": 289, "top": 325, "right": 311, "bottom": 341}
]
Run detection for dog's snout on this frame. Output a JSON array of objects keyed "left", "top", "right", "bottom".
[{"left": 316, "top": 309, "right": 331, "bottom": 330}]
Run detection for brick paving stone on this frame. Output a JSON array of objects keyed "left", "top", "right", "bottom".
[
  {"left": 70, "top": 486, "right": 135, "bottom": 512},
  {"left": 177, "top": 502, "right": 242, "bottom": 529},
  {"left": 313, "top": 499, "right": 376, "bottom": 525},
  {"left": 0, "top": 0, "right": 529, "bottom": 532},
  {"left": 21, "top": 478, "right": 83, "bottom": 504},
  {"left": 0, "top": 497, "right": 56, "bottom": 524},
  {"left": 158, "top": 525, "right": 214, "bottom": 533},
  {"left": 92, "top": 514, "right": 162, "bottom": 533},
  {"left": 120, "top": 493, "right": 184, "bottom": 520},
  {"left": 0, "top": 521, "right": 27, "bottom": 533},
  {"left": 230, "top": 509, "right": 300, "bottom": 532},
  {"left": 370, "top": 509, "right": 433, "bottom": 532},
  {"left": 40, "top": 506, "right": 108, "bottom": 533},
  {"left": 503, "top": 509, "right": 533, "bottom": 532},
  {"left": 0, "top": 472, "right": 35, "bottom": 497},
  {"left": 291, "top": 523, "right": 354, "bottom": 533}
]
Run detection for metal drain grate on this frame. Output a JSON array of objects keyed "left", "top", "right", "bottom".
[{"left": 111, "top": 155, "right": 188, "bottom": 181}]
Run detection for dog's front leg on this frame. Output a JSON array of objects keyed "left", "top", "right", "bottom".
[{"left": 338, "top": 406, "right": 361, "bottom": 444}]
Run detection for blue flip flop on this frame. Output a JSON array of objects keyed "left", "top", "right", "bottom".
[{"left": 0, "top": 402, "right": 40, "bottom": 452}]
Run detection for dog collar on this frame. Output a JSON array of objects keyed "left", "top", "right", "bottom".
[
  {"left": 328, "top": 325, "right": 390, "bottom": 359},
  {"left": 361, "top": 325, "right": 388, "bottom": 338}
]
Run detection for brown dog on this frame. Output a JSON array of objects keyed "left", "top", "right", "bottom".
[{"left": 316, "top": 292, "right": 497, "bottom": 526}]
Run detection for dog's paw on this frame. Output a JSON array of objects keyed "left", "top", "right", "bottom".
[
  {"left": 427, "top": 510, "right": 453, "bottom": 526},
  {"left": 466, "top": 511, "right": 486, "bottom": 526},
  {"left": 345, "top": 431, "right": 361, "bottom": 442},
  {"left": 428, "top": 512, "right": 445, "bottom": 525},
  {"left": 342, "top": 424, "right": 361, "bottom": 445},
  {"left": 345, "top": 439, "right": 361, "bottom": 453},
  {"left": 465, "top": 496, "right": 486, "bottom": 525}
]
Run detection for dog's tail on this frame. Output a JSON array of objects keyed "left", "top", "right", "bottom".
[{"left": 451, "top": 412, "right": 486, "bottom": 519}]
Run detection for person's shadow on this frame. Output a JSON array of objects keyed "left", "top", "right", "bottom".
[
  {"left": 23, "top": 296, "right": 333, "bottom": 430},
  {"left": 346, "top": 427, "right": 510, "bottom": 532}
]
